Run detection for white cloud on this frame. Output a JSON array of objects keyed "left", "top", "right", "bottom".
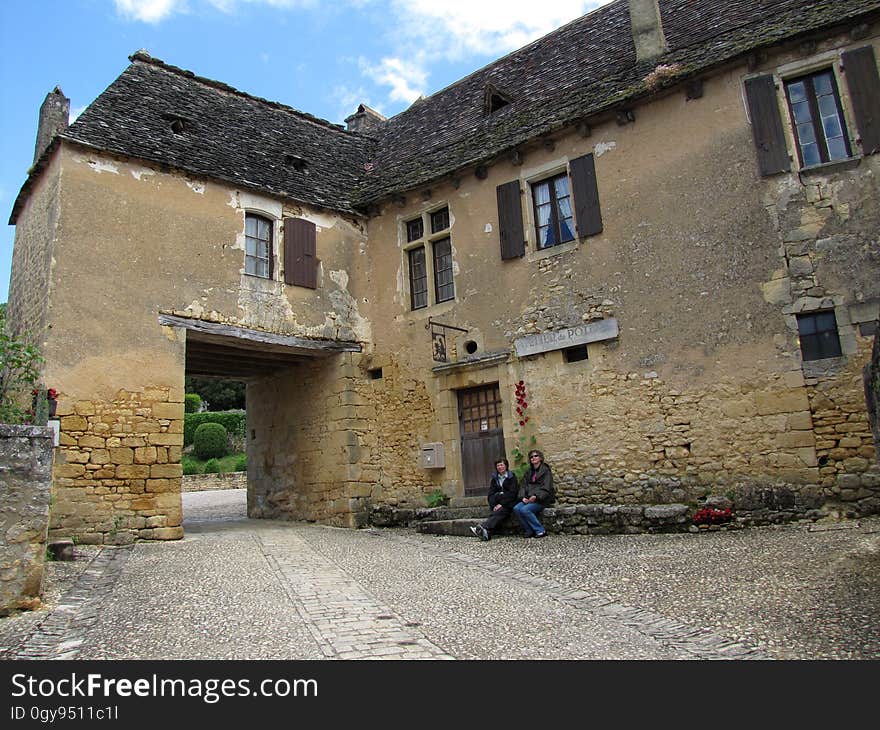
[
  {"left": 113, "top": 0, "right": 182, "bottom": 23},
  {"left": 359, "top": 56, "right": 426, "bottom": 105},
  {"left": 331, "top": 85, "right": 380, "bottom": 121}
]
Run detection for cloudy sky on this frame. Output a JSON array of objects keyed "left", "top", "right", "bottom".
[{"left": 0, "top": 0, "right": 612, "bottom": 301}]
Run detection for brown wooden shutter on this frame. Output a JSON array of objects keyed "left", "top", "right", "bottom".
[
  {"left": 283, "top": 217, "right": 317, "bottom": 289},
  {"left": 744, "top": 74, "right": 790, "bottom": 176},
  {"left": 569, "top": 153, "right": 603, "bottom": 237},
  {"left": 496, "top": 180, "right": 525, "bottom": 259},
  {"left": 842, "top": 45, "right": 880, "bottom": 156}
]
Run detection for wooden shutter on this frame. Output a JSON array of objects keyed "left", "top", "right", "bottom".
[
  {"left": 842, "top": 45, "right": 880, "bottom": 156},
  {"left": 569, "top": 153, "right": 603, "bottom": 237},
  {"left": 496, "top": 180, "right": 525, "bottom": 259},
  {"left": 283, "top": 217, "right": 317, "bottom": 289},
  {"left": 744, "top": 74, "right": 791, "bottom": 176}
]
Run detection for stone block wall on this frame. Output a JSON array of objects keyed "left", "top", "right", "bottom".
[
  {"left": 866, "top": 333, "right": 880, "bottom": 462},
  {"left": 182, "top": 472, "right": 246, "bottom": 491},
  {"left": 50, "top": 387, "right": 184, "bottom": 544},
  {"left": 248, "top": 353, "right": 378, "bottom": 527},
  {"left": 0, "top": 425, "right": 54, "bottom": 615}
]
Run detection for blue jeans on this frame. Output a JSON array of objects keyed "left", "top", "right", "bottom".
[{"left": 513, "top": 501, "right": 545, "bottom": 536}]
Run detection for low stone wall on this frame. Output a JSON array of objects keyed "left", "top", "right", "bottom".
[
  {"left": 865, "top": 332, "right": 880, "bottom": 463},
  {"left": 0, "top": 424, "right": 55, "bottom": 615},
  {"left": 182, "top": 472, "right": 246, "bottom": 492}
]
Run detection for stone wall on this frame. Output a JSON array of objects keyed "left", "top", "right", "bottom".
[
  {"left": 182, "top": 472, "right": 246, "bottom": 491},
  {"left": 0, "top": 425, "right": 54, "bottom": 615},
  {"left": 863, "top": 333, "right": 880, "bottom": 464},
  {"left": 50, "top": 388, "right": 184, "bottom": 544}
]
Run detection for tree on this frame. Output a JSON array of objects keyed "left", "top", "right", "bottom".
[
  {"left": 0, "top": 304, "right": 45, "bottom": 424},
  {"left": 184, "top": 377, "right": 246, "bottom": 411}
]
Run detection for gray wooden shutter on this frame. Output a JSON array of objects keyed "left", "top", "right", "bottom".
[
  {"left": 496, "top": 180, "right": 525, "bottom": 259},
  {"left": 284, "top": 217, "right": 317, "bottom": 289},
  {"left": 744, "top": 74, "right": 790, "bottom": 176},
  {"left": 569, "top": 153, "right": 603, "bottom": 237},
  {"left": 842, "top": 45, "right": 880, "bottom": 156}
]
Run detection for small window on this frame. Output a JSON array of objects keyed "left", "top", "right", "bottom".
[
  {"left": 406, "top": 218, "right": 424, "bottom": 243},
  {"left": 532, "top": 173, "right": 575, "bottom": 249},
  {"left": 784, "top": 70, "right": 851, "bottom": 167},
  {"left": 368, "top": 367, "right": 383, "bottom": 380},
  {"left": 433, "top": 237, "right": 455, "bottom": 303},
  {"left": 563, "top": 345, "right": 589, "bottom": 363},
  {"left": 245, "top": 213, "right": 273, "bottom": 278},
  {"left": 797, "top": 311, "right": 842, "bottom": 361},
  {"left": 408, "top": 246, "right": 428, "bottom": 310},
  {"left": 430, "top": 207, "right": 449, "bottom": 233}
]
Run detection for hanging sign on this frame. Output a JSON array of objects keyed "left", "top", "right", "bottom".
[{"left": 426, "top": 317, "right": 468, "bottom": 363}]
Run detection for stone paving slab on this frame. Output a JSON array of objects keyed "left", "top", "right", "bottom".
[{"left": 1, "top": 490, "right": 878, "bottom": 661}]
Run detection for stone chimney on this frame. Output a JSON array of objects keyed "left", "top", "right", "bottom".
[
  {"left": 628, "top": 0, "right": 668, "bottom": 63},
  {"left": 345, "top": 104, "right": 387, "bottom": 136},
  {"left": 33, "top": 87, "right": 70, "bottom": 165}
]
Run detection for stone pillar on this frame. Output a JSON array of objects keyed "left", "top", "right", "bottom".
[{"left": 0, "top": 425, "right": 55, "bottom": 615}]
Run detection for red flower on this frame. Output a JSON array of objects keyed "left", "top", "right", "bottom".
[
  {"left": 47, "top": 388, "right": 58, "bottom": 399},
  {"left": 519, "top": 420, "right": 525, "bottom": 426}
]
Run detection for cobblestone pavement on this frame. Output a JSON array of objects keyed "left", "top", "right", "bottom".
[{"left": 1, "top": 489, "right": 878, "bottom": 661}]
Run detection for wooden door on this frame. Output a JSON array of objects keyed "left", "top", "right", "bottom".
[{"left": 458, "top": 384, "right": 505, "bottom": 496}]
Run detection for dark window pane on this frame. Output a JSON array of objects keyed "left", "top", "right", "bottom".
[
  {"left": 532, "top": 172, "right": 574, "bottom": 249},
  {"left": 408, "top": 246, "right": 427, "bottom": 310},
  {"left": 245, "top": 213, "right": 272, "bottom": 279},
  {"left": 431, "top": 207, "right": 449, "bottom": 233},
  {"left": 563, "top": 345, "right": 589, "bottom": 363},
  {"left": 433, "top": 237, "right": 455, "bottom": 303},
  {"left": 797, "top": 311, "right": 842, "bottom": 361},
  {"left": 785, "top": 70, "right": 850, "bottom": 168},
  {"left": 406, "top": 218, "right": 424, "bottom": 243}
]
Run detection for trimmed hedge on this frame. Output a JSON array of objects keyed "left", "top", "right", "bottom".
[
  {"left": 203, "top": 458, "right": 222, "bottom": 474},
  {"left": 184, "top": 410, "right": 246, "bottom": 448},
  {"left": 184, "top": 393, "right": 202, "bottom": 413},
  {"left": 193, "top": 422, "right": 228, "bottom": 460}
]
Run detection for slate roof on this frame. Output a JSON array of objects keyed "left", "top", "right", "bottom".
[
  {"left": 10, "top": 0, "right": 880, "bottom": 224},
  {"left": 355, "top": 0, "right": 880, "bottom": 205}
]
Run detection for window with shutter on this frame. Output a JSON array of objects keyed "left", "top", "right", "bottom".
[
  {"left": 784, "top": 70, "right": 851, "bottom": 167},
  {"left": 245, "top": 213, "right": 273, "bottom": 279},
  {"left": 569, "top": 153, "right": 603, "bottom": 238},
  {"left": 283, "top": 217, "right": 317, "bottom": 289}
]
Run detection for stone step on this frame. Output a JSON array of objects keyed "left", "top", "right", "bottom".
[{"left": 416, "top": 519, "right": 483, "bottom": 536}]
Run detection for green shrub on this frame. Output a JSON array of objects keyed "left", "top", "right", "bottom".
[
  {"left": 424, "top": 489, "right": 450, "bottom": 508},
  {"left": 203, "top": 458, "right": 222, "bottom": 474},
  {"left": 193, "top": 422, "right": 228, "bottom": 460},
  {"left": 184, "top": 393, "right": 202, "bottom": 413},
  {"left": 234, "top": 454, "right": 247, "bottom": 472},
  {"left": 184, "top": 410, "right": 246, "bottom": 447},
  {"left": 181, "top": 457, "right": 200, "bottom": 475}
]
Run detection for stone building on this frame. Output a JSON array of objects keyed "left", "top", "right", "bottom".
[{"left": 6, "top": 0, "right": 880, "bottom": 543}]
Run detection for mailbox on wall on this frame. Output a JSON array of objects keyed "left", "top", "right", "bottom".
[{"left": 420, "top": 442, "right": 445, "bottom": 469}]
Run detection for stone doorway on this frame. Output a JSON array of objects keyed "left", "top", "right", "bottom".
[{"left": 458, "top": 383, "right": 505, "bottom": 496}]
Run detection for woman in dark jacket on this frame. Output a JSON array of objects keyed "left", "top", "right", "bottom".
[
  {"left": 470, "top": 458, "right": 519, "bottom": 541},
  {"left": 513, "top": 450, "right": 555, "bottom": 538}
]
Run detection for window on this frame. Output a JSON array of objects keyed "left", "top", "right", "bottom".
[
  {"left": 784, "top": 70, "right": 851, "bottom": 167},
  {"left": 797, "top": 311, "right": 842, "bottom": 361},
  {"left": 744, "top": 45, "right": 880, "bottom": 176},
  {"left": 563, "top": 345, "right": 589, "bottom": 363},
  {"left": 408, "top": 247, "right": 428, "bottom": 310},
  {"left": 245, "top": 213, "right": 273, "bottom": 278},
  {"left": 404, "top": 206, "right": 455, "bottom": 310},
  {"left": 532, "top": 173, "right": 575, "bottom": 249}
]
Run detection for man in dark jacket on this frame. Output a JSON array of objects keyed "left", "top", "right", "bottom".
[{"left": 470, "top": 458, "right": 519, "bottom": 541}]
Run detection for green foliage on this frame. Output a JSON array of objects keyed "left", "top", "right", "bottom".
[
  {"left": 193, "top": 422, "right": 228, "bottom": 460},
  {"left": 0, "top": 306, "right": 44, "bottom": 424},
  {"left": 184, "top": 376, "right": 246, "bottom": 411},
  {"left": 181, "top": 456, "right": 200, "bottom": 475},
  {"left": 203, "top": 458, "right": 222, "bottom": 474},
  {"left": 234, "top": 454, "right": 247, "bottom": 472},
  {"left": 184, "top": 393, "right": 202, "bottom": 413},
  {"left": 511, "top": 380, "right": 536, "bottom": 478},
  {"left": 184, "top": 411, "right": 246, "bottom": 447},
  {"left": 424, "top": 488, "right": 450, "bottom": 508}
]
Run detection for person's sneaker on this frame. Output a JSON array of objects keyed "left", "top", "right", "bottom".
[
  {"left": 469, "top": 525, "right": 480, "bottom": 538},
  {"left": 479, "top": 526, "right": 490, "bottom": 541},
  {"left": 534, "top": 532, "right": 547, "bottom": 538}
]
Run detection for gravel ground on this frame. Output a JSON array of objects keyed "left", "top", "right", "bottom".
[{"left": 1, "top": 489, "right": 878, "bottom": 661}]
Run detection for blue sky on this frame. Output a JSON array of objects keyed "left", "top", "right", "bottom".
[{"left": 0, "top": 0, "right": 611, "bottom": 303}]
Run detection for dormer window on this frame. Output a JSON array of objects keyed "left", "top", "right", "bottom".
[
  {"left": 162, "top": 112, "right": 191, "bottom": 134},
  {"left": 484, "top": 83, "right": 512, "bottom": 115},
  {"left": 284, "top": 154, "right": 309, "bottom": 173}
]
